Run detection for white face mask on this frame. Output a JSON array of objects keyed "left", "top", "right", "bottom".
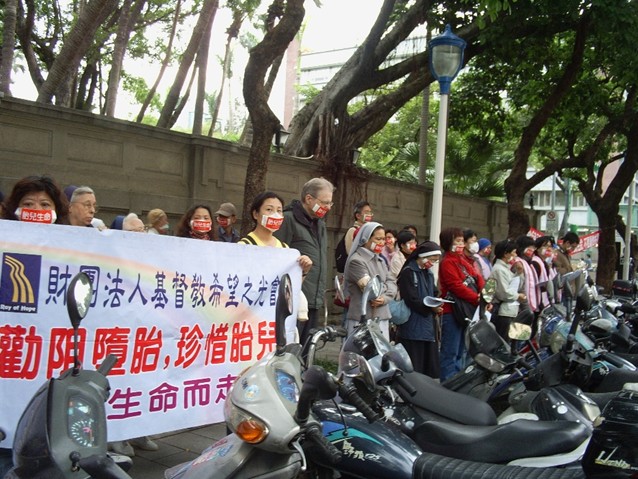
[
  {"left": 468, "top": 242, "right": 479, "bottom": 254},
  {"left": 261, "top": 213, "right": 284, "bottom": 232},
  {"left": 15, "top": 208, "right": 57, "bottom": 224}
]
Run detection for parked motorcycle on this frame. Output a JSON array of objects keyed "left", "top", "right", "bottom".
[{"left": 5, "top": 272, "right": 132, "bottom": 479}]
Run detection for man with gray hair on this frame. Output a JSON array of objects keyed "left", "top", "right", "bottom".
[
  {"left": 275, "top": 177, "right": 335, "bottom": 346},
  {"left": 68, "top": 186, "right": 98, "bottom": 227}
]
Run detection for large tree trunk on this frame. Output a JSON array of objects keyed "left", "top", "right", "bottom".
[
  {"left": 240, "top": 0, "right": 305, "bottom": 235},
  {"left": 104, "top": 0, "right": 146, "bottom": 117},
  {"left": 157, "top": 0, "right": 218, "bottom": 128},
  {"left": 503, "top": 14, "right": 590, "bottom": 238},
  {"left": 0, "top": 0, "right": 18, "bottom": 95},
  {"left": 16, "top": 0, "right": 47, "bottom": 90},
  {"left": 36, "top": 0, "right": 118, "bottom": 105}
]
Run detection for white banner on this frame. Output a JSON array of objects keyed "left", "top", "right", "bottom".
[{"left": 0, "top": 221, "right": 302, "bottom": 443}]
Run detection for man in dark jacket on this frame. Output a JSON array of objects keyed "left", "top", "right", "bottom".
[{"left": 275, "top": 177, "right": 335, "bottom": 346}]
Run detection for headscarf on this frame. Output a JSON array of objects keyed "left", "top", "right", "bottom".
[{"left": 348, "top": 221, "right": 383, "bottom": 257}]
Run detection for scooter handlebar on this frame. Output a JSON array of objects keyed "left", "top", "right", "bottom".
[
  {"left": 338, "top": 383, "right": 380, "bottom": 423},
  {"left": 304, "top": 423, "right": 342, "bottom": 464},
  {"left": 394, "top": 373, "right": 418, "bottom": 397},
  {"left": 78, "top": 453, "right": 133, "bottom": 479},
  {"left": 97, "top": 354, "right": 119, "bottom": 376}
]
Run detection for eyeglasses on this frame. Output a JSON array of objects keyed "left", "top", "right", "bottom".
[
  {"left": 73, "top": 201, "right": 99, "bottom": 213},
  {"left": 312, "top": 196, "right": 334, "bottom": 207}
]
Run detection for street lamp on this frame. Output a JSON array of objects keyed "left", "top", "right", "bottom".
[
  {"left": 428, "top": 24, "right": 466, "bottom": 242},
  {"left": 272, "top": 126, "right": 290, "bottom": 153}
]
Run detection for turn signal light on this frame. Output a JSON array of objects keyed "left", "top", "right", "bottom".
[{"left": 235, "top": 419, "right": 269, "bottom": 444}]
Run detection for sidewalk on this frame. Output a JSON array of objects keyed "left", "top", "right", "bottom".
[{"left": 128, "top": 317, "right": 343, "bottom": 477}]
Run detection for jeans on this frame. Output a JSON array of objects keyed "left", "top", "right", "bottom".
[{"left": 439, "top": 313, "right": 467, "bottom": 381}]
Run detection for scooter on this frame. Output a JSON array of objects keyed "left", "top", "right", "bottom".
[{"left": 5, "top": 272, "right": 133, "bottom": 479}]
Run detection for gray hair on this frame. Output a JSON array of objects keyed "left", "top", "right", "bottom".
[
  {"left": 123, "top": 212, "right": 144, "bottom": 231},
  {"left": 300, "top": 177, "right": 335, "bottom": 200},
  {"left": 70, "top": 186, "right": 95, "bottom": 202}
]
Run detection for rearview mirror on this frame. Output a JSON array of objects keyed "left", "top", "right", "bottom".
[
  {"left": 360, "top": 275, "right": 382, "bottom": 319},
  {"left": 481, "top": 278, "right": 497, "bottom": 304},
  {"left": 339, "top": 351, "right": 375, "bottom": 391},
  {"left": 275, "top": 274, "right": 293, "bottom": 354},
  {"left": 508, "top": 322, "right": 532, "bottom": 341},
  {"left": 66, "top": 272, "right": 93, "bottom": 330}
]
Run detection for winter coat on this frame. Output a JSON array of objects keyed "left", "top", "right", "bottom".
[
  {"left": 398, "top": 259, "right": 438, "bottom": 341},
  {"left": 275, "top": 200, "right": 327, "bottom": 310}
]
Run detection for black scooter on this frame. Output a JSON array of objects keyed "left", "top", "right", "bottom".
[{"left": 5, "top": 272, "right": 132, "bottom": 479}]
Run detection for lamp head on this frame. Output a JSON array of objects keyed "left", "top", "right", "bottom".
[{"left": 428, "top": 24, "right": 467, "bottom": 94}]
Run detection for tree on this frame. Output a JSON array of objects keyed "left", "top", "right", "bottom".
[
  {"left": 157, "top": 0, "right": 219, "bottom": 128},
  {"left": 0, "top": 0, "right": 18, "bottom": 95},
  {"left": 240, "top": 0, "right": 305, "bottom": 235},
  {"left": 36, "top": 0, "right": 119, "bottom": 105}
]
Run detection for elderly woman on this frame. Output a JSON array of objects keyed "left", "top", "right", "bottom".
[
  {"left": 490, "top": 240, "right": 527, "bottom": 341},
  {"left": 146, "top": 208, "right": 169, "bottom": 235},
  {"left": 2, "top": 175, "right": 69, "bottom": 224},
  {"left": 344, "top": 221, "right": 397, "bottom": 339}
]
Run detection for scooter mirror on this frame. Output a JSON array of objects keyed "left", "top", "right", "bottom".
[
  {"left": 481, "top": 278, "right": 497, "bottom": 304},
  {"left": 275, "top": 274, "right": 293, "bottom": 353},
  {"left": 360, "top": 275, "right": 382, "bottom": 318},
  {"left": 66, "top": 272, "right": 93, "bottom": 330},
  {"left": 508, "top": 322, "right": 532, "bottom": 341},
  {"left": 339, "top": 351, "right": 375, "bottom": 391}
]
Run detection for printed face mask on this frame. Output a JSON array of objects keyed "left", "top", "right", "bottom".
[
  {"left": 311, "top": 202, "right": 330, "bottom": 218},
  {"left": 468, "top": 242, "right": 479, "bottom": 254},
  {"left": 524, "top": 248, "right": 535, "bottom": 258},
  {"left": 453, "top": 244, "right": 465, "bottom": 254},
  {"left": 363, "top": 213, "right": 373, "bottom": 223},
  {"left": 261, "top": 214, "right": 284, "bottom": 232},
  {"left": 190, "top": 219, "right": 212, "bottom": 233},
  {"left": 15, "top": 208, "right": 57, "bottom": 224},
  {"left": 419, "top": 258, "right": 434, "bottom": 269},
  {"left": 371, "top": 242, "right": 384, "bottom": 254},
  {"left": 160, "top": 223, "right": 170, "bottom": 231},
  {"left": 217, "top": 216, "right": 230, "bottom": 227}
]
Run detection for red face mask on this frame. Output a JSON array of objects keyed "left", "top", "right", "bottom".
[
  {"left": 312, "top": 202, "right": 329, "bottom": 218},
  {"left": 15, "top": 208, "right": 57, "bottom": 224},
  {"left": 371, "top": 242, "right": 384, "bottom": 254},
  {"left": 190, "top": 220, "right": 212, "bottom": 233},
  {"left": 524, "top": 248, "right": 535, "bottom": 258},
  {"left": 408, "top": 243, "right": 417, "bottom": 252},
  {"left": 261, "top": 214, "right": 284, "bottom": 232},
  {"left": 217, "top": 216, "right": 230, "bottom": 227},
  {"left": 453, "top": 244, "right": 465, "bottom": 254}
]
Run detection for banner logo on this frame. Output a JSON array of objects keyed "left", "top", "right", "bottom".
[{"left": 0, "top": 253, "right": 41, "bottom": 313}]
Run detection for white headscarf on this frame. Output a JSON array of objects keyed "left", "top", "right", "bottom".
[{"left": 348, "top": 221, "right": 383, "bottom": 257}]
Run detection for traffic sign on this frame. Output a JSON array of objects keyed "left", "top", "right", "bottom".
[{"left": 546, "top": 210, "right": 558, "bottom": 231}]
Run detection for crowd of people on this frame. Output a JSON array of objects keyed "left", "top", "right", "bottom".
[{"left": 1, "top": 173, "right": 587, "bottom": 459}]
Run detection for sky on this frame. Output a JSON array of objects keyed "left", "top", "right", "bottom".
[{"left": 10, "top": 0, "right": 386, "bottom": 128}]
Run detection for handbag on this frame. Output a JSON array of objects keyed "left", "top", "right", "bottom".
[
  {"left": 389, "top": 299, "right": 411, "bottom": 325},
  {"left": 447, "top": 264, "right": 479, "bottom": 329}
]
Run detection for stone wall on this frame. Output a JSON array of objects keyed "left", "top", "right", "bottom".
[{"left": 0, "top": 97, "right": 521, "bottom": 261}]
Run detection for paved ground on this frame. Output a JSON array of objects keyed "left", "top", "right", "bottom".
[{"left": 127, "top": 317, "right": 343, "bottom": 478}]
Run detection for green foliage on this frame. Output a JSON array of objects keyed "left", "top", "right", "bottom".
[{"left": 122, "top": 73, "right": 161, "bottom": 113}]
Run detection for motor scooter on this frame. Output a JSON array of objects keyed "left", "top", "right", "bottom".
[{"left": 5, "top": 272, "right": 133, "bottom": 479}]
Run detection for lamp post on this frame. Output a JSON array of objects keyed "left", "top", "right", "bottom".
[{"left": 428, "top": 25, "right": 466, "bottom": 242}]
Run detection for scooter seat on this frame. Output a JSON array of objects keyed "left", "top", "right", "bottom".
[
  {"left": 396, "top": 371, "right": 497, "bottom": 426},
  {"left": 412, "top": 418, "right": 589, "bottom": 464}
]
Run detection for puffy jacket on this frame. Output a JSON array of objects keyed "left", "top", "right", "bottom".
[{"left": 275, "top": 200, "right": 327, "bottom": 309}]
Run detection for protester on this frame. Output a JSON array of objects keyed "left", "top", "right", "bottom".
[
  {"left": 514, "top": 235, "right": 540, "bottom": 321},
  {"left": 489, "top": 240, "right": 527, "bottom": 341},
  {"left": 275, "top": 178, "right": 334, "bottom": 347},
  {"left": 398, "top": 241, "right": 443, "bottom": 378},
  {"left": 474, "top": 237, "right": 493, "bottom": 281},
  {"left": 146, "top": 208, "right": 170, "bottom": 235},
  {"left": 389, "top": 230, "right": 417, "bottom": 279},
  {"left": 554, "top": 232, "right": 580, "bottom": 276},
  {"left": 381, "top": 228, "right": 398, "bottom": 266},
  {"left": 215, "top": 202, "right": 240, "bottom": 243},
  {"left": 2, "top": 175, "right": 68, "bottom": 224},
  {"left": 438, "top": 227, "right": 485, "bottom": 381},
  {"left": 402, "top": 225, "right": 419, "bottom": 241},
  {"left": 344, "top": 222, "right": 397, "bottom": 339},
  {"left": 175, "top": 204, "right": 217, "bottom": 241},
  {"left": 531, "top": 236, "right": 556, "bottom": 311},
  {"left": 122, "top": 213, "right": 146, "bottom": 232},
  {"left": 68, "top": 186, "right": 98, "bottom": 227},
  {"left": 344, "top": 200, "right": 374, "bottom": 252}
]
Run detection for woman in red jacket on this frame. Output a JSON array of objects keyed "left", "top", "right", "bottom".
[{"left": 438, "top": 227, "right": 485, "bottom": 381}]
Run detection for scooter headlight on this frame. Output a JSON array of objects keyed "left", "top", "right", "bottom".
[
  {"left": 224, "top": 400, "right": 269, "bottom": 444},
  {"left": 474, "top": 352, "right": 505, "bottom": 373}
]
